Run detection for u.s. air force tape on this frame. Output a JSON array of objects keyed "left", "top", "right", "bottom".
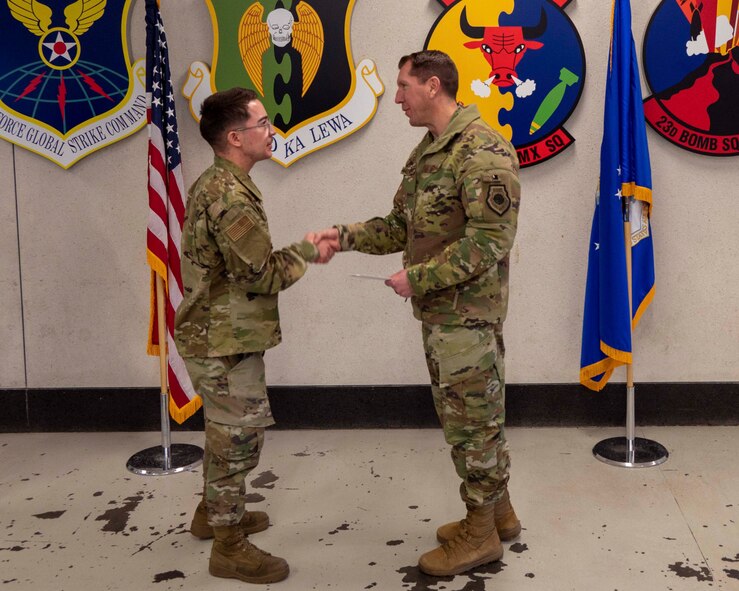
[
  {"left": 486, "top": 183, "right": 511, "bottom": 216},
  {"left": 225, "top": 215, "right": 255, "bottom": 242}
]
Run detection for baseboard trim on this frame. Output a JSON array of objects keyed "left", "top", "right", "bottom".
[{"left": 1, "top": 382, "right": 737, "bottom": 432}]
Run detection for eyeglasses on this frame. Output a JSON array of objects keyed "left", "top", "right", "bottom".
[{"left": 230, "top": 119, "right": 273, "bottom": 132}]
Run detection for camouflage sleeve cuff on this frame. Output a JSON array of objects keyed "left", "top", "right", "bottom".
[
  {"left": 335, "top": 224, "right": 354, "bottom": 252},
  {"left": 297, "top": 239, "right": 320, "bottom": 263},
  {"left": 406, "top": 264, "right": 428, "bottom": 296}
]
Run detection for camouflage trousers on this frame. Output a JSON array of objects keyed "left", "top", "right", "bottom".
[
  {"left": 183, "top": 352, "right": 274, "bottom": 526},
  {"left": 422, "top": 322, "right": 510, "bottom": 508}
]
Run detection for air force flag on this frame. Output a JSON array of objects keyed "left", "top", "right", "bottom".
[{"left": 580, "top": 0, "right": 655, "bottom": 391}]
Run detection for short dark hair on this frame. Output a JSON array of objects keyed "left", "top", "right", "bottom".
[
  {"left": 398, "top": 50, "right": 458, "bottom": 99},
  {"left": 199, "top": 87, "right": 258, "bottom": 148}
]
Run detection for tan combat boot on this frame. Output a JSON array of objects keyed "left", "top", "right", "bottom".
[
  {"left": 190, "top": 500, "right": 270, "bottom": 539},
  {"left": 209, "top": 525, "right": 289, "bottom": 584},
  {"left": 436, "top": 489, "right": 521, "bottom": 543},
  {"left": 419, "top": 503, "right": 503, "bottom": 576}
]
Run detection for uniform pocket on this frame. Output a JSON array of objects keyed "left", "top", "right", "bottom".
[
  {"left": 226, "top": 353, "right": 274, "bottom": 427},
  {"left": 436, "top": 327, "right": 495, "bottom": 388}
]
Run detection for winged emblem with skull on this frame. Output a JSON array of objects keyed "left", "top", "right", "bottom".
[{"left": 238, "top": 1, "right": 324, "bottom": 97}]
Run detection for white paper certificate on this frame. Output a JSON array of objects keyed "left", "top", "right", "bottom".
[{"left": 350, "top": 274, "right": 389, "bottom": 281}]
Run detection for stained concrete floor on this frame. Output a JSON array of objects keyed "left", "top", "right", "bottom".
[{"left": 1, "top": 427, "right": 737, "bottom": 590}]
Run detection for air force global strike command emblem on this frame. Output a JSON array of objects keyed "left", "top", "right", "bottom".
[
  {"left": 426, "top": 0, "right": 585, "bottom": 167},
  {"left": 0, "top": 0, "right": 147, "bottom": 168},
  {"left": 643, "top": 0, "right": 739, "bottom": 156},
  {"left": 184, "top": 0, "right": 384, "bottom": 167}
]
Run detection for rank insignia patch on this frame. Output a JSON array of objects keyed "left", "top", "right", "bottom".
[
  {"left": 486, "top": 183, "right": 511, "bottom": 215},
  {"left": 0, "top": 0, "right": 146, "bottom": 168},
  {"left": 425, "top": 0, "right": 585, "bottom": 167},
  {"left": 184, "top": 0, "right": 384, "bottom": 167}
]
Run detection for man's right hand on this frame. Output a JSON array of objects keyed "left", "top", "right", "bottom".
[{"left": 306, "top": 228, "right": 341, "bottom": 264}]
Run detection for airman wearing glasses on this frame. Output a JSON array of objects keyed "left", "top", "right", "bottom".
[{"left": 174, "top": 87, "right": 331, "bottom": 585}]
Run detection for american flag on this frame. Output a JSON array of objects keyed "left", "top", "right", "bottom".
[{"left": 145, "top": 0, "right": 200, "bottom": 423}]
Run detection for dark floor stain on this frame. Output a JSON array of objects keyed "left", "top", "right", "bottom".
[
  {"left": 95, "top": 494, "right": 144, "bottom": 533},
  {"left": 398, "top": 562, "right": 506, "bottom": 591},
  {"left": 244, "top": 493, "right": 266, "bottom": 503},
  {"left": 328, "top": 523, "right": 351, "bottom": 535},
  {"left": 386, "top": 540, "right": 404, "bottom": 546},
  {"left": 420, "top": 518, "right": 431, "bottom": 522},
  {"left": 250, "top": 471, "right": 278, "bottom": 489},
  {"left": 134, "top": 523, "right": 188, "bottom": 555},
  {"left": 525, "top": 572, "right": 535, "bottom": 578},
  {"left": 153, "top": 570, "right": 185, "bottom": 583},
  {"left": 723, "top": 554, "right": 739, "bottom": 563},
  {"left": 364, "top": 584, "right": 376, "bottom": 589},
  {"left": 293, "top": 451, "right": 310, "bottom": 457},
  {"left": 725, "top": 569, "right": 739, "bottom": 580},
  {"left": 0, "top": 546, "right": 25, "bottom": 552},
  {"left": 33, "top": 510, "right": 66, "bottom": 520},
  {"left": 667, "top": 561, "right": 713, "bottom": 582},
  {"left": 93, "top": 491, "right": 103, "bottom": 497},
  {"left": 408, "top": 505, "right": 418, "bottom": 509},
  {"left": 3, "top": 579, "right": 18, "bottom": 584},
  {"left": 368, "top": 562, "right": 376, "bottom": 566},
  {"left": 663, "top": 537, "right": 676, "bottom": 541}
]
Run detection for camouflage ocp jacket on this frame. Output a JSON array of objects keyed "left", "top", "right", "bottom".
[
  {"left": 338, "top": 104, "right": 520, "bottom": 327},
  {"left": 174, "top": 156, "right": 318, "bottom": 358}
]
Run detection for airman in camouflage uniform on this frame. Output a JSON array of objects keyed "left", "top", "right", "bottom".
[
  {"left": 312, "top": 50, "right": 521, "bottom": 577},
  {"left": 174, "top": 88, "right": 324, "bottom": 585}
]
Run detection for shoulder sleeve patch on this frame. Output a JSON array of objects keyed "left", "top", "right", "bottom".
[
  {"left": 225, "top": 214, "right": 255, "bottom": 242},
  {"left": 486, "top": 183, "right": 511, "bottom": 216}
]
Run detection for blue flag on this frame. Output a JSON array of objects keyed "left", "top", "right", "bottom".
[{"left": 580, "top": 0, "right": 655, "bottom": 391}]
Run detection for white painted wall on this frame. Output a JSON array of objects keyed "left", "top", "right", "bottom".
[{"left": 1, "top": 0, "right": 737, "bottom": 389}]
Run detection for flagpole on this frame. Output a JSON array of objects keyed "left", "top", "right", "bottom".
[
  {"left": 126, "top": 274, "right": 202, "bottom": 476},
  {"left": 593, "top": 198, "right": 668, "bottom": 468}
]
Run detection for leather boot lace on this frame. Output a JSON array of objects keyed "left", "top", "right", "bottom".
[
  {"left": 238, "top": 536, "right": 271, "bottom": 559},
  {"left": 443, "top": 529, "right": 474, "bottom": 558}
]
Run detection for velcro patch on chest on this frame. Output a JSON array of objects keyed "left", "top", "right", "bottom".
[
  {"left": 486, "top": 183, "right": 511, "bottom": 216},
  {"left": 225, "top": 214, "right": 255, "bottom": 242}
]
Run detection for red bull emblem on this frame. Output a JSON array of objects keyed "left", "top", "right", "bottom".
[
  {"left": 426, "top": 0, "right": 585, "bottom": 167},
  {"left": 460, "top": 7, "right": 546, "bottom": 89}
]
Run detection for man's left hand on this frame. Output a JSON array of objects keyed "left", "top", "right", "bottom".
[{"left": 385, "top": 269, "right": 413, "bottom": 298}]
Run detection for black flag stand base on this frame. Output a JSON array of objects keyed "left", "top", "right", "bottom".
[
  {"left": 126, "top": 389, "right": 203, "bottom": 476},
  {"left": 593, "top": 436, "right": 669, "bottom": 468},
  {"left": 593, "top": 386, "right": 669, "bottom": 468},
  {"left": 126, "top": 443, "right": 203, "bottom": 476}
]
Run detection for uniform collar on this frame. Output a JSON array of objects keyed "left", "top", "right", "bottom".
[
  {"left": 421, "top": 104, "right": 481, "bottom": 155},
  {"left": 213, "top": 155, "right": 262, "bottom": 200}
]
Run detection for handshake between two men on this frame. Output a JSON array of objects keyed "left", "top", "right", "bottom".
[{"left": 303, "top": 227, "right": 414, "bottom": 298}]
